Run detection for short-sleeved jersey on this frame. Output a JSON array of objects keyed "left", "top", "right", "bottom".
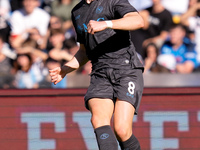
[{"left": 71, "top": 0, "right": 143, "bottom": 71}]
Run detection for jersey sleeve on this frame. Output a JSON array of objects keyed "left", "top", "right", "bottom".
[{"left": 113, "top": 0, "right": 138, "bottom": 17}]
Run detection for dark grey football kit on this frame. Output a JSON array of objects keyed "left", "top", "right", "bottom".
[{"left": 71, "top": 0, "right": 144, "bottom": 114}]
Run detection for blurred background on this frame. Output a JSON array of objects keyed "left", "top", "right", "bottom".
[{"left": 0, "top": 0, "right": 200, "bottom": 89}]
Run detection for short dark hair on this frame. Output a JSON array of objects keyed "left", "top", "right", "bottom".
[{"left": 170, "top": 23, "right": 187, "bottom": 32}]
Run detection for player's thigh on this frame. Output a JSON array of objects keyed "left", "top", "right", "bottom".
[
  {"left": 88, "top": 98, "right": 114, "bottom": 129},
  {"left": 113, "top": 99, "right": 135, "bottom": 128},
  {"left": 113, "top": 99, "right": 135, "bottom": 141}
]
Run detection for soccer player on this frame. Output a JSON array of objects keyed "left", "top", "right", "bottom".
[{"left": 49, "top": 0, "right": 144, "bottom": 149}]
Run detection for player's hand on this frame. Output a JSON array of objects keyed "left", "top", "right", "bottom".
[
  {"left": 49, "top": 67, "right": 65, "bottom": 85},
  {"left": 87, "top": 20, "right": 107, "bottom": 34}
]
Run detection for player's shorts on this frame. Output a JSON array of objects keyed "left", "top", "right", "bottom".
[{"left": 84, "top": 68, "right": 144, "bottom": 114}]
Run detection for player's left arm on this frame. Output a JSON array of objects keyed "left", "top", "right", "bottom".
[{"left": 87, "top": 12, "right": 144, "bottom": 34}]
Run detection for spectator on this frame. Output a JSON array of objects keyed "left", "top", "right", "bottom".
[
  {"left": 143, "top": 43, "right": 159, "bottom": 73},
  {"left": 48, "top": 29, "right": 74, "bottom": 63},
  {"left": 49, "top": 15, "right": 63, "bottom": 31},
  {"left": 0, "top": 0, "right": 11, "bottom": 42},
  {"left": 0, "top": 34, "right": 16, "bottom": 88},
  {"left": 50, "top": 0, "right": 79, "bottom": 38},
  {"left": 47, "top": 28, "right": 82, "bottom": 74},
  {"left": 14, "top": 52, "right": 46, "bottom": 89},
  {"left": 14, "top": 42, "right": 46, "bottom": 89},
  {"left": 45, "top": 16, "right": 79, "bottom": 57},
  {"left": 131, "top": 0, "right": 173, "bottom": 58},
  {"left": 159, "top": 24, "right": 198, "bottom": 73},
  {"left": 9, "top": 0, "right": 50, "bottom": 49},
  {"left": 28, "top": 27, "right": 48, "bottom": 50},
  {"left": 17, "top": 37, "right": 48, "bottom": 62},
  {"left": 45, "top": 15, "right": 63, "bottom": 49},
  {"left": 181, "top": 0, "right": 200, "bottom": 66},
  {"left": 13, "top": 37, "right": 48, "bottom": 88},
  {"left": 142, "top": 0, "right": 173, "bottom": 47}
]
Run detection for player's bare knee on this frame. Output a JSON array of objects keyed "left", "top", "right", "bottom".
[
  {"left": 114, "top": 125, "right": 132, "bottom": 140},
  {"left": 91, "top": 115, "right": 110, "bottom": 128}
]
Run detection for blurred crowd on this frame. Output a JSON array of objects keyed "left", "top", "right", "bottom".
[
  {"left": 131, "top": 0, "right": 200, "bottom": 74},
  {"left": 0, "top": 0, "right": 91, "bottom": 89},
  {"left": 0, "top": 0, "right": 200, "bottom": 89}
]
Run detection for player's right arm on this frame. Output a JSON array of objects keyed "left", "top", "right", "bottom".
[{"left": 49, "top": 44, "right": 89, "bottom": 85}]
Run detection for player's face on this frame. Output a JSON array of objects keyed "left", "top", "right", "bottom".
[{"left": 23, "top": 0, "right": 40, "bottom": 14}]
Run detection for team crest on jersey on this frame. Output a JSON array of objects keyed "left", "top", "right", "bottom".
[
  {"left": 75, "top": 15, "right": 80, "bottom": 20},
  {"left": 96, "top": 6, "right": 103, "bottom": 14}
]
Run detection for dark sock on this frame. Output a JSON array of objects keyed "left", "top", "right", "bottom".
[
  {"left": 94, "top": 125, "right": 118, "bottom": 150},
  {"left": 119, "top": 134, "right": 141, "bottom": 150}
]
